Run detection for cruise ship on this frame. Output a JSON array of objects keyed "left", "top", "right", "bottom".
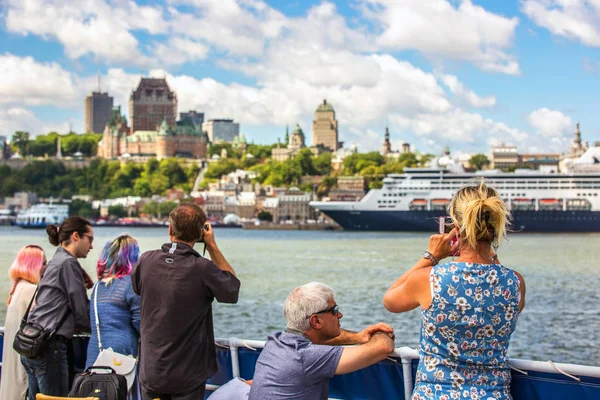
[
  {"left": 15, "top": 203, "right": 69, "bottom": 228},
  {"left": 310, "top": 168, "right": 600, "bottom": 232}
]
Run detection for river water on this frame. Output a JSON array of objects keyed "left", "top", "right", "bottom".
[{"left": 0, "top": 226, "right": 598, "bottom": 366}]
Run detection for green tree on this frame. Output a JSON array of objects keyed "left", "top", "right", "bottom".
[
  {"left": 343, "top": 152, "right": 385, "bottom": 174},
  {"left": 11, "top": 131, "right": 30, "bottom": 155},
  {"left": 470, "top": 154, "right": 490, "bottom": 171},
  {"left": 257, "top": 211, "right": 273, "bottom": 221},
  {"left": 314, "top": 152, "right": 333, "bottom": 175},
  {"left": 107, "top": 205, "right": 128, "bottom": 218},
  {"left": 69, "top": 199, "right": 99, "bottom": 219}
]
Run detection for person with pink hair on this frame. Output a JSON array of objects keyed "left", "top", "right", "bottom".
[{"left": 0, "top": 245, "right": 46, "bottom": 400}]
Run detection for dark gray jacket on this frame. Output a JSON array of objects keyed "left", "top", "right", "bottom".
[{"left": 28, "top": 246, "right": 90, "bottom": 338}]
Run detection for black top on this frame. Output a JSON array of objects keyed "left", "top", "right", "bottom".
[
  {"left": 131, "top": 242, "right": 240, "bottom": 393},
  {"left": 28, "top": 247, "right": 90, "bottom": 338}
]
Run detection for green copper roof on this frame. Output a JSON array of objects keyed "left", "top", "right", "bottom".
[
  {"left": 316, "top": 99, "right": 334, "bottom": 113},
  {"left": 292, "top": 124, "right": 304, "bottom": 136}
]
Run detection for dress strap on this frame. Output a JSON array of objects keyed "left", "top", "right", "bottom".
[{"left": 429, "top": 267, "right": 436, "bottom": 299}]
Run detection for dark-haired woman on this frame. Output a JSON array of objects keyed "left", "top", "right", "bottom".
[
  {"left": 86, "top": 234, "right": 141, "bottom": 399},
  {"left": 21, "top": 216, "right": 94, "bottom": 399},
  {"left": 384, "top": 181, "right": 526, "bottom": 400}
]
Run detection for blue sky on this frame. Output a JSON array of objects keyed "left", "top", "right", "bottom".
[{"left": 1, "top": 0, "right": 599, "bottom": 155}]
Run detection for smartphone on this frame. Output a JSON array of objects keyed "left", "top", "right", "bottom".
[{"left": 438, "top": 216, "right": 453, "bottom": 234}]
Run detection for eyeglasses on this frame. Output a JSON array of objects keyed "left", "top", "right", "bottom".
[
  {"left": 83, "top": 234, "right": 94, "bottom": 244},
  {"left": 306, "top": 304, "right": 339, "bottom": 319}
]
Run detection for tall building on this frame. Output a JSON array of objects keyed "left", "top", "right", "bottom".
[
  {"left": 202, "top": 119, "right": 240, "bottom": 142},
  {"left": 180, "top": 111, "right": 204, "bottom": 128},
  {"left": 84, "top": 92, "right": 113, "bottom": 133},
  {"left": 312, "top": 99, "right": 340, "bottom": 152},
  {"left": 129, "top": 78, "right": 177, "bottom": 133}
]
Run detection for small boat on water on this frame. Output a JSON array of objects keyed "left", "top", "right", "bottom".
[
  {"left": 15, "top": 204, "right": 69, "bottom": 228},
  {"left": 0, "top": 329, "right": 598, "bottom": 399}
]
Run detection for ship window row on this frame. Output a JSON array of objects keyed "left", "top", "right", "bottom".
[
  {"left": 576, "top": 193, "right": 598, "bottom": 197},
  {"left": 383, "top": 193, "right": 408, "bottom": 197},
  {"left": 378, "top": 200, "right": 401, "bottom": 204}
]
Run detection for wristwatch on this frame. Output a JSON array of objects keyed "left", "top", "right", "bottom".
[{"left": 423, "top": 251, "right": 439, "bottom": 266}]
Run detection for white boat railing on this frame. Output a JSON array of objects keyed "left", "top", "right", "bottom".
[{"left": 213, "top": 337, "right": 600, "bottom": 400}]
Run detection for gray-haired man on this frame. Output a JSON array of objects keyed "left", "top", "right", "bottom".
[{"left": 249, "top": 282, "right": 395, "bottom": 400}]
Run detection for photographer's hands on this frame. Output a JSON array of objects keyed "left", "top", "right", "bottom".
[
  {"left": 428, "top": 227, "right": 461, "bottom": 261},
  {"left": 202, "top": 222, "right": 217, "bottom": 251},
  {"left": 202, "top": 223, "right": 237, "bottom": 277}
]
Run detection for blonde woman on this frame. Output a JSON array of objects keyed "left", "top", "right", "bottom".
[
  {"left": 0, "top": 245, "right": 46, "bottom": 400},
  {"left": 384, "top": 181, "right": 526, "bottom": 400}
]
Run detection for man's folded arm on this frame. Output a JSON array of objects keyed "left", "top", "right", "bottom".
[{"left": 334, "top": 332, "right": 394, "bottom": 375}]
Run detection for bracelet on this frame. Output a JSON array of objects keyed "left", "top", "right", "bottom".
[{"left": 423, "top": 251, "right": 439, "bottom": 266}]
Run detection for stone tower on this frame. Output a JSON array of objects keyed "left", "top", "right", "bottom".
[
  {"left": 129, "top": 78, "right": 177, "bottom": 134},
  {"left": 312, "top": 99, "right": 339, "bottom": 151},
  {"left": 382, "top": 127, "right": 392, "bottom": 155}
]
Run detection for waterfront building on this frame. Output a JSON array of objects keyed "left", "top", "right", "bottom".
[
  {"left": 276, "top": 188, "right": 315, "bottom": 222},
  {"left": 97, "top": 107, "right": 208, "bottom": 160},
  {"left": 202, "top": 119, "right": 240, "bottom": 142},
  {"left": 312, "top": 99, "right": 341, "bottom": 152},
  {"left": 129, "top": 78, "right": 177, "bottom": 133},
  {"left": 329, "top": 175, "right": 366, "bottom": 202},
  {"left": 84, "top": 91, "right": 114, "bottom": 133},
  {"left": 337, "top": 176, "right": 366, "bottom": 192},
  {"left": 205, "top": 191, "right": 225, "bottom": 219},
  {"left": 272, "top": 124, "right": 307, "bottom": 161},
  {"left": 4, "top": 192, "right": 38, "bottom": 210},
  {"left": 490, "top": 143, "right": 519, "bottom": 171}
]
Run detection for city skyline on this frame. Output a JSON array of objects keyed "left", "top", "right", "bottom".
[{"left": 1, "top": 0, "right": 599, "bottom": 154}]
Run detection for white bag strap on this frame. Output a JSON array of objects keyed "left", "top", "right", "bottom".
[{"left": 93, "top": 282, "right": 103, "bottom": 351}]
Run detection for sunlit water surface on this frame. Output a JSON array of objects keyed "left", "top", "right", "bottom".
[{"left": 0, "top": 226, "right": 598, "bottom": 366}]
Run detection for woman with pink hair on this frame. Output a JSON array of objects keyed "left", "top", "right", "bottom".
[{"left": 0, "top": 245, "right": 46, "bottom": 400}]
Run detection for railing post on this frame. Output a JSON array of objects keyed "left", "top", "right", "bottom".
[{"left": 229, "top": 337, "right": 240, "bottom": 378}]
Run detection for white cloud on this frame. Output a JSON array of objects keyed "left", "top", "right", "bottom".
[
  {"left": 363, "top": 0, "right": 520, "bottom": 74},
  {"left": 440, "top": 74, "right": 496, "bottom": 108},
  {"left": 527, "top": 108, "right": 573, "bottom": 149},
  {"left": 0, "top": 54, "right": 79, "bottom": 107},
  {"left": 522, "top": 0, "right": 600, "bottom": 47},
  {"left": 0, "top": 107, "right": 71, "bottom": 137},
  {"left": 391, "top": 108, "right": 531, "bottom": 151},
  {"left": 151, "top": 37, "right": 209, "bottom": 66},
  {"left": 168, "top": 0, "right": 287, "bottom": 56},
  {"left": 4, "top": 0, "right": 165, "bottom": 66}
]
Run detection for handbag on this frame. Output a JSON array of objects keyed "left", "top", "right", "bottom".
[
  {"left": 13, "top": 287, "right": 69, "bottom": 359},
  {"left": 91, "top": 282, "right": 138, "bottom": 390},
  {"left": 69, "top": 366, "right": 127, "bottom": 400}
]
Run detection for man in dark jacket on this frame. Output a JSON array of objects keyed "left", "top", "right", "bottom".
[{"left": 132, "top": 203, "right": 240, "bottom": 400}]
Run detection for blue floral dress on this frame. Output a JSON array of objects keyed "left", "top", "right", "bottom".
[{"left": 412, "top": 262, "right": 522, "bottom": 400}]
